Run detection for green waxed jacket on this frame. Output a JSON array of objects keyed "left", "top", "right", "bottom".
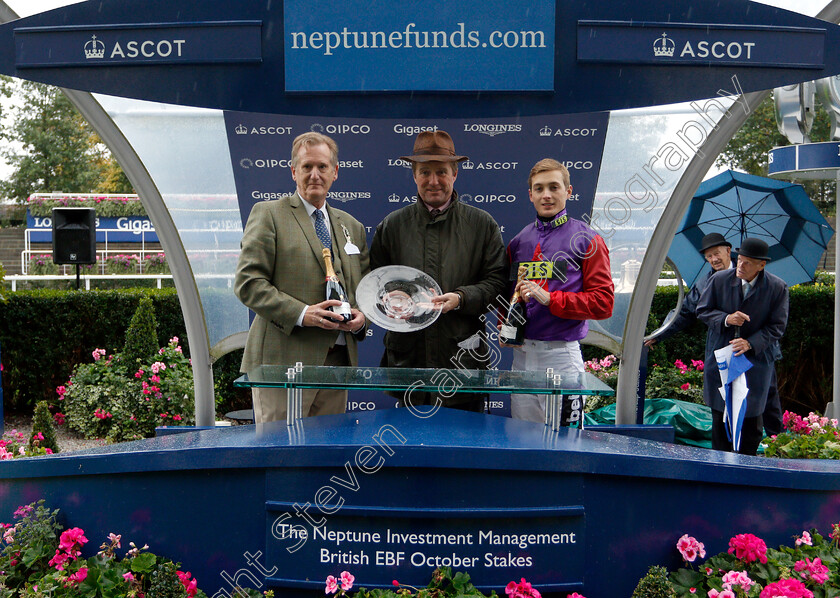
[{"left": 370, "top": 194, "right": 508, "bottom": 381}]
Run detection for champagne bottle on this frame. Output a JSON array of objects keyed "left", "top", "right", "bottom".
[
  {"left": 322, "top": 248, "right": 352, "bottom": 322},
  {"left": 499, "top": 265, "right": 528, "bottom": 346}
]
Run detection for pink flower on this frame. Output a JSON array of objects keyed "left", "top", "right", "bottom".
[
  {"left": 728, "top": 533, "right": 768, "bottom": 564},
  {"left": 567, "top": 594, "right": 586, "bottom": 598},
  {"left": 340, "top": 571, "right": 355, "bottom": 591},
  {"left": 56, "top": 385, "right": 66, "bottom": 396},
  {"left": 681, "top": 383, "right": 691, "bottom": 390},
  {"left": 151, "top": 361, "right": 167, "bottom": 374},
  {"left": 795, "top": 531, "right": 813, "bottom": 546},
  {"left": 68, "top": 567, "right": 88, "bottom": 584},
  {"left": 59, "top": 528, "right": 88, "bottom": 552},
  {"left": 759, "top": 578, "right": 814, "bottom": 598},
  {"left": 505, "top": 578, "right": 541, "bottom": 598},
  {"left": 123, "top": 572, "right": 135, "bottom": 582},
  {"left": 677, "top": 534, "right": 706, "bottom": 562},
  {"left": 173, "top": 415, "right": 182, "bottom": 421},
  {"left": 92, "top": 348, "right": 106, "bottom": 361},
  {"left": 722, "top": 570, "right": 753, "bottom": 593},
  {"left": 53, "top": 412, "right": 65, "bottom": 426},
  {"left": 107, "top": 533, "right": 121, "bottom": 548},
  {"left": 794, "top": 557, "right": 830, "bottom": 585},
  {"left": 135, "top": 370, "right": 144, "bottom": 378},
  {"left": 176, "top": 571, "right": 198, "bottom": 597},
  {"left": 325, "top": 575, "right": 338, "bottom": 594}
]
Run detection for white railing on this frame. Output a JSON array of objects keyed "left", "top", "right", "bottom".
[
  {"left": 6, "top": 274, "right": 173, "bottom": 291},
  {"left": 21, "top": 227, "right": 160, "bottom": 275}
]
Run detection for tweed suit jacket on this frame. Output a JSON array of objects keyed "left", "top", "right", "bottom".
[{"left": 235, "top": 193, "right": 370, "bottom": 373}]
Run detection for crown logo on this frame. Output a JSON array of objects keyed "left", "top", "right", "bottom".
[
  {"left": 539, "top": 126, "right": 552, "bottom": 137},
  {"left": 461, "top": 160, "right": 474, "bottom": 170},
  {"left": 84, "top": 34, "right": 105, "bottom": 59},
  {"left": 388, "top": 193, "right": 400, "bottom": 203},
  {"left": 235, "top": 124, "right": 248, "bottom": 135},
  {"left": 653, "top": 33, "right": 675, "bottom": 58}
]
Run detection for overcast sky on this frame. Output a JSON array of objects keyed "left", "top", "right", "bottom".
[{"left": 2, "top": 0, "right": 836, "bottom": 18}]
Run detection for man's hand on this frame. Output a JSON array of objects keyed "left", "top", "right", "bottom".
[
  {"left": 730, "top": 337, "right": 751, "bottom": 356},
  {"left": 303, "top": 300, "right": 344, "bottom": 329},
  {"left": 643, "top": 338, "right": 657, "bottom": 348},
  {"left": 726, "top": 311, "right": 751, "bottom": 327},
  {"left": 338, "top": 308, "right": 366, "bottom": 333},
  {"left": 431, "top": 292, "right": 461, "bottom": 313},
  {"left": 517, "top": 280, "right": 550, "bottom": 306}
]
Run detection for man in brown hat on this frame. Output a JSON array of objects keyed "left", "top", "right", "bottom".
[{"left": 370, "top": 130, "right": 507, "bottom": 413}]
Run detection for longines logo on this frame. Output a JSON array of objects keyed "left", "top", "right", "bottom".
[
  {"left": 539, "top": 126, "right": 599, "bottom": 137},
  {"left": 84, "top": 35, "right": 105, "bottom": 59},
  {"left": 387, "top": 159, "right": 412, "bottom": 169},
  {"left": 236, "top": 125, "right": 293, "bottom": 135},
  {"left": 328, "top": 191, "right": 371, "bottom": 202},
  {"left": 460, "top": 161, "right": 518, "bottom": 170},
  {"left": 388, "top": 193, "right": 417, "bottom": 203},
  {"left": 463, "top": 124, "right": 522, "bottom": 137}
]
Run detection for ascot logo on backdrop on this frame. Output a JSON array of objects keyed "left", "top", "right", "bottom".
[
  {"left": 460, "top": 160, "right": 518, "bottom": 170},
  {"left": 236, "top": 124, "right": 294, "bottom": 135},
  {"left": 539, "top": 126, "right": 599, "bottom": 137},
  {"left": 462, "top": 123, "right": 522, "bottom": 136},
  {"left": 388, "top": 193, "right": 417, "bottom": 203},
  {"left": 82, "top": 33, "right": 187, "bottom": 60}
]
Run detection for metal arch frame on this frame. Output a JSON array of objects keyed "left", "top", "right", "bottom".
[
  {"left": 0, "top": 0, "right": 216, "bottom": 426},
  {"left": 613, "top": 0, "right": 840, "bottom": 425}
]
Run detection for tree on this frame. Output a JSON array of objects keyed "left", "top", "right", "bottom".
[
  {"left": 0, "top": 78, "right": 134, "bottom": 203},
  {"left": 716, "top": 95, "right": 835, "bottom": 214}
]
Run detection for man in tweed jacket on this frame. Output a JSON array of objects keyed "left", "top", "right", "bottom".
[{"left": 235, "top": 132, "right": 369, "bottom": 423}]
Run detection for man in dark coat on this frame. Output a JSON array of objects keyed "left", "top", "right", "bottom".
[
  {"left": 696, "top": 238, "right": 789, "bottom": 455},
  {"left": 370, "top": 130, "right": 508, "bottom": 414},
  {"left": 646, "top": 232, "right": 783, "bottom": 436}
]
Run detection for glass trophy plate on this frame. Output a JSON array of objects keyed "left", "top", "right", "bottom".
[{"left": 356, "top": 266, "right": 443, "bottom": 332}]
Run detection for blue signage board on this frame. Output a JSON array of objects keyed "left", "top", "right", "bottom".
[
  {"left": 223, "top": 111, "right": 609, "bottom": 412},
  {"left": 284, "top": 0, "right": 554, "bottom": 92},
  {"left": 2, "top": 0, "right": 840, "bottom": 116},
  {"left": 768, "top": 141, "right": 840, "bottom": 179},
  {"left": 578, "top": 22, "right": 825, "bottom": 68},
  {"left": 15, "top": 21, "right": 262, "bottom": 68},
  {"left": 26, "top": 212, "right": 159, "bottom": 243},
  {"left": 265, "top": 506, "right": 585, "bottom": 591}
]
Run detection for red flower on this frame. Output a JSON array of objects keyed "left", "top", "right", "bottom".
[{"left": 728, "top": 533, "right": 768, "bottom": 564}]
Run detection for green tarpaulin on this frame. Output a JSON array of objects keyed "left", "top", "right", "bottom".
[{"left": 584, "top": 398, "right": 713, "bottom": 448}]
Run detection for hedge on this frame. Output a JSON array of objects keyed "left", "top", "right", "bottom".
[{"left": 0, "top": 284, "right": 833, "bottom": 416}]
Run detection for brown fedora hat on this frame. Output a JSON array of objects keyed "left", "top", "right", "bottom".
[{"left": 400, "top": 130, "right": 468, "bottom": 163}]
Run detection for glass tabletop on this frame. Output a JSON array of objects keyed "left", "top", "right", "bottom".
[{"left": 234, "top": 365, "right": 615, "bottom": 395}]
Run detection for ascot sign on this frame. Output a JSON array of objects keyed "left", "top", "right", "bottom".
[{"left": 2, "top": 0, "right": 840, "bottom": 116}]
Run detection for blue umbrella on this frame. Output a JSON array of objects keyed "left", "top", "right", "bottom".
[{"left": 669, "top": 170, "right": 834, "bottom": 287}]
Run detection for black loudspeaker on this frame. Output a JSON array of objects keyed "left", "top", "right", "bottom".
[{"left": 52, "top": 207, "right": 96, "bottom": 265}]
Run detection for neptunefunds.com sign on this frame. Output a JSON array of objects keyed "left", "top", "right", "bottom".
[{"left": 283, "top": 0, "right": 555, "bottom": 92}]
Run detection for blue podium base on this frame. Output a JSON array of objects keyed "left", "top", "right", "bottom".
[{"left": 1, "top": 408, "right": 839, "bottom": 597}]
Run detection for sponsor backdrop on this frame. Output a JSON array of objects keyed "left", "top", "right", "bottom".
[
  {"left": 224, "top": 112, "right": 608, "bottom": 413},
  {"left": 26, "top": 212, "right": 159, "bottom": 243}
]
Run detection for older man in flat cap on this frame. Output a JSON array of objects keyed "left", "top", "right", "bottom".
[{"left": 370, "top": 130, "right": 507, "bottom": 413}]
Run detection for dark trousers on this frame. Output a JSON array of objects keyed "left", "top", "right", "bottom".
[
  {"left": 763, "top": 369, "right": 783, "bottom": 436},
  {"left": 711, "top": 409, "right": 764, "bottom": 456}
]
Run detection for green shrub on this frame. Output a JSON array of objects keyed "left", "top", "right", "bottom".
[
  {"left": 30, "top": 400, "right": 60, "bottom": 454},
  {"left": 27, "top": 254, "right": 59, "bottom": 275},
  {"left": 122, "top": 295, "right": 159, "bottom": 369},
  {"left": 63, "top": 337, "right": 195, "bottom": 441},
  {"left": 632, "top": 565, "right": 675, "bottom": 598},
  {"left": 0, "top": 288, "right": 187, "bottom": 412}
]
